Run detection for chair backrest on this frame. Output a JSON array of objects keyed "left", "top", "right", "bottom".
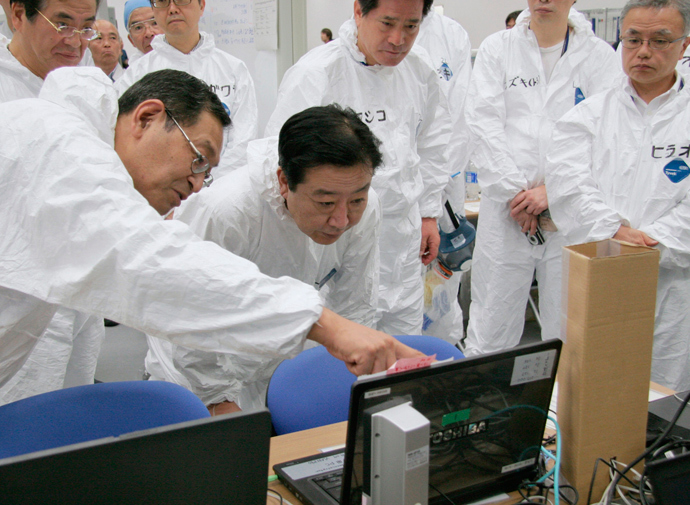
[
  {"left": 266, "top": 334, "right": 464, "bottom": 435},
  {"left": 0, "top": 380, "right": 210, "bottom": 459}
]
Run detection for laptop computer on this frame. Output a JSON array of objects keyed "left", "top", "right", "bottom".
[
  {"left": 0, "top": 408, "right": 271, "bottom": 505},
  {"left": 274, "top": 340, "right": 561, "bottom": 505}
]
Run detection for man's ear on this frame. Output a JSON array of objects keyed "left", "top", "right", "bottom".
[
  {"left": 277, "top": 167, "right": 290, "bottom": 200},
  {"left": 10, "top": 2, "right": 26, "bottom": 31},
  {"left": 129, "top": 99, "right": 166, "bottom": 139}
]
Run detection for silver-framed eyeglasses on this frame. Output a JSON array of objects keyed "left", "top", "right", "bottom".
[
  {"left": 620, "top": 35, "right": 687, "bottom": 51},
  {"left": 36, "top": 10, "right": 100, "bottom": 41},
  {"left": 151, "top": 0, "right": 193, "bottom": 9},
  {"left": 128, "top": 17, "right": 158, "bottom": 34},
  {"left": 165, "top": 110, "right": 213, "bottom": 188}
]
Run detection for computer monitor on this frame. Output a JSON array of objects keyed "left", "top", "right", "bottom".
[
  {"left": 344, "top": 340, "right": 561, "bottom": 504},
  {"left": 0, "top": 409, "right": 272, "bottom": 505}
]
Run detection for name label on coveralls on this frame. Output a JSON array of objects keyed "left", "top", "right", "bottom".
[{"left": 663, "top": 158, "right": 690, "bottom": 183}]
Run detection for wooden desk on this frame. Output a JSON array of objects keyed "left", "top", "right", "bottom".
[{"left": 268, "top": 422, "right": 347, "bottom": 504}]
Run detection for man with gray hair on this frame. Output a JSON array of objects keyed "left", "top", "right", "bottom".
[{"left": 547, "top": 0, "right": 690, "bottom": 390}]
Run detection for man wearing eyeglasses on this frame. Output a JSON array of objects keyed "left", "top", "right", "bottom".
[
  {"left": 0, "top": 0, "right": 97, "bottom": 101},
  {"left": 116, "top": 0, "right": 258, "bottom": 177},
  {"left": 0, "top": 0, "right": 104, "bottom": 405},
  {"left": 546, "top": 0, "right": 690, "bottom": 391},
  {"left": 0, "top": 67, "right": 422, "bottom": 392},
  {"left": 146, "top": 105, "right": 383, "bottom": 415},
  {"left": 90, "top": 19, "right": 124, "bottom": 82},
  {"left": 123, "top": 0, "right": 162, "bottom": 61}
]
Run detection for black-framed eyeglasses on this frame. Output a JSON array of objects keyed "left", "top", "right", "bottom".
[
  {"left": 165, "top": 110, "right": 213, "bottom": 188},
  {"left": 36, "top": 10, "right": 100, "bottom": 41},
  {"left": 129, "top": 17, "right": 158, "bottom": 34},
  {"left": 620, "top": 35, "right": 687, "bottom": 51},
  {"left": 151, "top": 0, "right": 193, "bottom": 9}
]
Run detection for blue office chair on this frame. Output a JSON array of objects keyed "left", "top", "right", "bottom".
[
  {"left": 267, "top": 335, "right": 464, "bottom": 435},
  {"left": 0, "top": 380, "right": 210, "bottom": 459}
]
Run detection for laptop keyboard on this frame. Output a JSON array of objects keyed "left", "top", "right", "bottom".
[{"left": 313, "top": 471, "right": 343, "bottom": 502}]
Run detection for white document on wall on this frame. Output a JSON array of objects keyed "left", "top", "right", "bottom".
[{"left": 254, "top": 0, "right": 278, "bottom": 51}]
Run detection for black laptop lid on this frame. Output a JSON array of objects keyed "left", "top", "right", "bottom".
[
  {"left": 0, "top": 408, "right": 271, "bottom": 505},
  {"left": 341, "top": 340, "right": 561, "bottom": 505}
]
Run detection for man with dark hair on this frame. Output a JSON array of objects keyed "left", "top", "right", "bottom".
[
  {"left": 320, "top": 27, "right": 332, "bottom": 43},
  {"left": 547, "top": 0, "right": 690, "bottom": 390},
  {"left": 506, "top": 10, "right": 521, "bottom": 29},
  {"left": 266, "top": 0, "right": 451, "bottom": 337},
  {"left": 116, "top": 0, "right": 258, "bottom": 177},
  {"left": 0, "top": 0, "right": 98, "bottom": 101},
  {"left": 0, "top": 67, "right": 420, "bottom": 389},
  {"left": 146, "top": 105, "right": 385, "bottom": 414}
]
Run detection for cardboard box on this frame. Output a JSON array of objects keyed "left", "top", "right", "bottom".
[{"left": 557, "top": 239, "right": 659, "bottom": 501}]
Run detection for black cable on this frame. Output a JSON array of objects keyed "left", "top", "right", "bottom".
[
  {"left": 587, "top": 458, "right": 639, "bottom": 505},
  {"left": 267, "top": 488, "right": 284, "bottom": 504},
  {"left": 606, "top": 389, "right": 690, "bottom": 504}
]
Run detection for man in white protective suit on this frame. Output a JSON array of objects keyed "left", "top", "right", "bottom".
[
  {"left": 0, "top": 67, "right": 423, "bottom": 390},
  {"left": 0, "top": 0, "right": 107, "bottom": 405},
  {"left": 415, "top": 8, "right": 472, "bottom": 343},
  {"left": 265, "top": 0, "right": 452, "bottom": 336},
  {"left": 90, "top": 19, "right": 125, "bottom": 81},
  {"left": 463, "top": 0, "right": 619, "bottom": 356},
  {"left": 146, "top": 104, "right": 383, "bottom": 415},
  {"left": 546, "top": 0, "right": 690, "bottom": 391},
  {"left": 116, "top": 0, "right": 257, "bottom": 177},
  {"left": 123, "top": 0, "right": 163, "bottom": 62}
]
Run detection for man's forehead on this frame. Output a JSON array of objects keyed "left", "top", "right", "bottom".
[
  {"left": 44, "top": 0, "right": 98, "bottom": 13},
  {"left": 129, "top": 7, "right": 154, "bottom": 23},
  {"left": 623, "top": 6, "right": 684, "bottom": 31},
  {"left": 95, "top": 20, "right": 119, "bottom": 34}
]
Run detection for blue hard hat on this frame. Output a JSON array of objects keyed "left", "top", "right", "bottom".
[{"left": 124, "top": 0, "right": 152, "bottom": 29}]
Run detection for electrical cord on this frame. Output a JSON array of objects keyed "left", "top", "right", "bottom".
[{"left": 604, "top": 389, "right": 690, "bottom": 505}]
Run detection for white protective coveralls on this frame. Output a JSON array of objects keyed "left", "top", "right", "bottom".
[
  {"left": 678, "top": 46, "right": 690, "bottom": 78},
  {"left": 546, "top": 74, "right": 690, "bottom": 391},
  {"left": 145, "top": 138, "right": 381, "bottom": 409},
  {"left": 116, "top": 32, "right": 258, "bottom": 177},
  {"left": 264, "top": 19, "right": 451, "bottom": 336},
  {"left": 463, "top": 9, "right": 619, "bottom": 355},
  {"left": 0, "top": 66, "right": 322, "bottom": 388},
  {"left": 0, "top": 37, "right": 105, "bottom": 403},
  {"left": 415, "top": 10, "right": 473, "bottom": 343}
]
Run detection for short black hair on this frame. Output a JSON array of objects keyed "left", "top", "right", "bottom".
[
  {"left": 321, "top": 27, "right": 333, "bottom": 40},
  {"left": 278, "top": 104, "right": 383, "bottom": 191},
  {"left": 118, "top": 69, "right": 232, "bottom": 132},
  {"left": 10, "top": 0, "right": 100, "bottom": 21},
  {"left": 358, "top": 0, "right": 434, "bottom": 18},
  {"left": 506, "top": 10, "right": 522, "bottom": 25}
]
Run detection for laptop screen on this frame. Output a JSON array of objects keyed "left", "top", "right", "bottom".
[
  {"left": 341, "top": 340, "right": 561, "bottom": 505},
  {"left": 0, "top": 409, "right": 272, "bottom": 505}
]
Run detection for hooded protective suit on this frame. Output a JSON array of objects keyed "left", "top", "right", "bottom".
[
  {"left": 463, "top": 9, "right": 619, "bottom": 355},
  {"left": 0, "top": 37, "right": 105, "bottom": 404},
  {"left": 0, "top": 66, "right": 322, "bottom": 388},
  {"left": 546, "top": 74, "right": 690, "bottom": 391},
  {"left": 145, "top": 138, "right": 381, "bottom": 409},
  {"left": 0, "top": 36, "right": 42, "bottom": 101},
  {"left": 415, "top": 10, "right": 473, "bottom": 343},
  {"left": 116, "top": 32, "right": 258, "bottom": 177},
  {"left": 265, "top": 19, "right": 451, "bottom": 335}
]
